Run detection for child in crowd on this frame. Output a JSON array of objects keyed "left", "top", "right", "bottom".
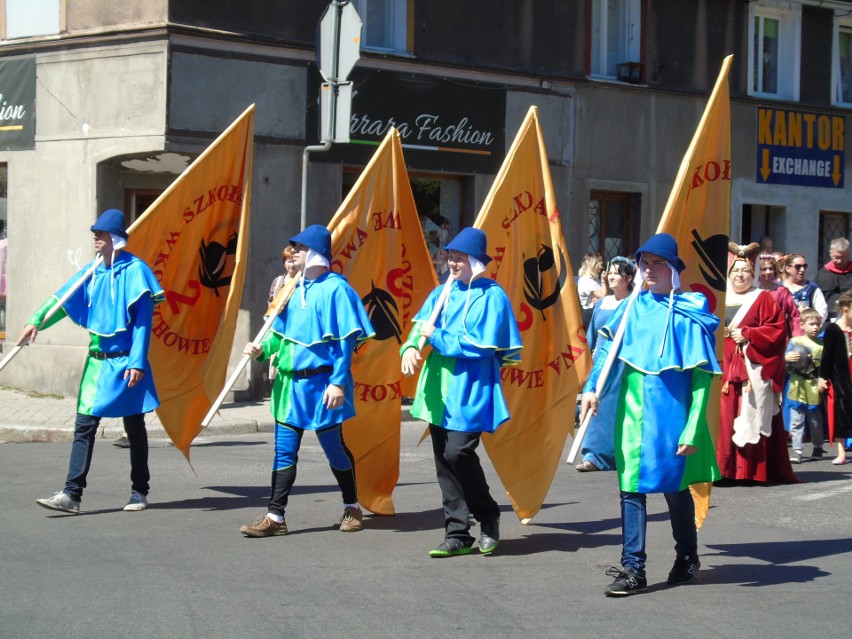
[
  {"left": 819, "top": 290, "right": 852, "bottom": 465},
  {"left": 785, "top": 308, "right": 824, "bottom": 463}
]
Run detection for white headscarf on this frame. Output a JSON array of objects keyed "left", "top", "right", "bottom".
[{"left": 298, "top": 248, "right": 331, "bottom": 308}]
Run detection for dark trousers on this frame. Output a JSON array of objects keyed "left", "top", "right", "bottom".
[
  {"left": 64, "top": 413, "right": 149, "bottom": 500},
  {"left": 268, "top": 422, "right": 357, "bottom": 517},
  {"left": 429, "top": 424, "right": 500, "bottom": 543}
]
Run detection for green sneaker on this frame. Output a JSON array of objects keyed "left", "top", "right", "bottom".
[{"left": 428, "top": 538, "right": 473, "bottom": 558}]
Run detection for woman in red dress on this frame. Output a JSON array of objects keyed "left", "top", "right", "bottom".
[{"left": 716, "top": 243, "right": 799, "bottom": 483}]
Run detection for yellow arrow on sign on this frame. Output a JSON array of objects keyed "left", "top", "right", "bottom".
[
  {"left": 760, "top": 148, "right": 772, "bottom": 181},
  {"left": 833, "top": 155, "right": 842, "bottom": 186}
]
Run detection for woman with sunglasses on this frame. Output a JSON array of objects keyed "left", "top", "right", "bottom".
[
  {"left": 758, "top": 254, "right": 802, "bottom": 340},
  {"left": 782, "top": 254, "right": 828, "bottom": 325}
]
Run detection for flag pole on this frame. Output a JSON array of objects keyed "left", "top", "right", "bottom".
[
  {"left": 416, "top": 275, "right": 455, "bottom": 351},
  {"left": 0, "top": 256, "right": 104, "bottom": 373},
  {"left": 566, "top": 283, "right": 641, "bottom": 464},
  {"left": 200, "top": 274, "right": 300, "bottom": 428}
]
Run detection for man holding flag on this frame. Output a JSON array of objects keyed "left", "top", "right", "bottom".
[
  {"left": 580, "top": 233, "right": 721, "bottom": 596},
  {"left": 241, "top": 225, "right": 374, "bottom": 538},
  {"left": 22, "top": 209, "right": 165, "bottom": 514},
  {"left": 401, "top": 227, "right": 522, "bottom": 557}
]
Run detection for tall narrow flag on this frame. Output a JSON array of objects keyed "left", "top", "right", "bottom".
[
  {"left": 655, "top": 56, "right": 732, "bottom": 527},
  {"left": 326, "top": 128, "right": 436, "bottom": 515},
  {"left": 126, "top": 105, "right": 255, "bottom": 461},
  {"left": 475, "top": 106, "right": 592, "bottom": 523}
]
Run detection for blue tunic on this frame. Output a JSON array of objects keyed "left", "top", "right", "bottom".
[
  {"left": 584, "top": 291, "right": 721, "bottom": 493},
  {"left": 402, "top": 278, "right": 522, "bottom": 434},
  {"left": 30, "top": 252, "right": 165, "bottom": 417},
  {"left": 261, "top": 272, "right": 374, "bottom": 430}
]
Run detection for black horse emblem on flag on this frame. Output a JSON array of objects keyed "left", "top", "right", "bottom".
[
  {"left": 362, "top": 282, "right": 402, "bottom": 344},
  {"left": 198, "top": 231, "right": 238, "bottom": 297},
  {"left": 523, "top": 244, "right": 566, "bottom": 321},
  {"left": 690, "top": 230, "right": 729, "bottom": 292}
]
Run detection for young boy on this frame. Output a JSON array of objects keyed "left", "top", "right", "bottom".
[
  {"left": 401, "top": 227, "right": 522, "bottom": 557},
  {"left": 785, "top": 308, "right": 825, "bottom": 463}
]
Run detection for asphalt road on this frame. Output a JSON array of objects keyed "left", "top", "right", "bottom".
[{"left": 1, "top": 426, "right": 850, "bottom": 639}]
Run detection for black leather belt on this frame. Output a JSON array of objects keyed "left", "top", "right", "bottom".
[
  {"left": 285, "top": 365, "right": 334, "bottom": 379},
  {"left": 88, "top": 350, "right": 129, "bottom": 360}
]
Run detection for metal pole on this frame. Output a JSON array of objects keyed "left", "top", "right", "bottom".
[{"left": 300, "top": 0, "right": 343, "bottom": 231}]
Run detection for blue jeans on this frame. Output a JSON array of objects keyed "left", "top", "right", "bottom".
[
  {"left": 64, "top": 413, "right": 149, "bottom": 500},
  {"left": 620, "top": 489, "right": 696, "bottom": 576}
]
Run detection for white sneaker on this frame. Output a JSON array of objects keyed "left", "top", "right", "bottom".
[
  {"left": 123, "top": 491, "right": 148, "bottom": 511},
  {"left": 36, "top": 491, "right": 80, "bottom": 514}
]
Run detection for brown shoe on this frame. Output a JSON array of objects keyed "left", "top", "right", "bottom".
[
  {"left": 339, "top": 506, "right": 363, "bottom": 532},
  {"left": 240, "top": 515, "right": 288, "bottom": 538}
]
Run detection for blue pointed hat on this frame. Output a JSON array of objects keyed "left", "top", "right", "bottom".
[
  {"left": 445, "top": 227, "right": 492, "bottom": 265},
  {"left": 634, "top": 232, "right": 686, "bottom": 273},
  {"left": 290, "top": 224, "right": 332, "bottom": 262},
  {"left": 91, "top": 209, "right": 128, "bottom": 239}
]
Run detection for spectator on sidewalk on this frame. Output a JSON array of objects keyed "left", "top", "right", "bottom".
[
  {"left": 240, "top": 225, "right": 374, "bottom": 537},
  {"left": 577, "top": 252, "right": 605, "bottom": 331},
  {"left": 815, "top": 238, "right": 852, "bottom": 321},
  {"left": 24, "top": 209, "right": 164, "bottom": 514}
]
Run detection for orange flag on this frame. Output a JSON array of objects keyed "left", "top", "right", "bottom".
[
  {"left": 475, "top": 106, "right": 592, "bottom": 523},
  {"left": 655, "top": 56, "right": 732, "bottom": 527},
  {"left": 126, "top": 105, "right": 255, "bottom": 461},
  {"left": 327, "top": 128, "right": 436, "bottom": 515}
]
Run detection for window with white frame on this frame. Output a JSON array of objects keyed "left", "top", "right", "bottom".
[
  {"left": 748, "top": 2, "right": 801, "bottom": 101},
  {"left": 590, "top": 0, "right": 641, "bottom": 79},
  {"left": 834, "top": 18, "right": 852, "bottom": 106},
  {"left": 4, "top": 0, "right": 61, "bottom": 40},
  {"left": 350, "top": 0, "right": 407, "bottom": 53}
]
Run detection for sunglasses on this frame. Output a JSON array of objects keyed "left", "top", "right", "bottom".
[{"left": 792, "top": 264, "right": 808, "bottom": 270}]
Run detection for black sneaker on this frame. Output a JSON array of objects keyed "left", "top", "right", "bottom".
[
  {"left": 812, "top": 447, "right": 825, "bottom": 460},
  {"left": 604, "top": 567, "right": 647, "bottom": 596},
  {"left": 667, "top": 555, "right": 700, "bottom": 585}
]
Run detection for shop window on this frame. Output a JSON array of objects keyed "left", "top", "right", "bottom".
[
  {"left": 748, "top": 3, "right": 801, "bottom": 101},
  {"left": 590, "top": 0, "right": 641, "bottom": 80},
  {"left": 124, "top": 189, "right": 163, "bottom": 226},
  {"left": 834, "top": 20, "right": 852, "bottom": 106},
  {"left": 819, "top": 212, "right": 851, "bottom": 264},
  {"left": 350, "top": 0, "right": 408, "bottom": 53},
  {"left": 587, "top": 191, "right": 640, "bottom": 263},
  {"left": 3, "top": 0, "right": 61, "bottom": 40}
]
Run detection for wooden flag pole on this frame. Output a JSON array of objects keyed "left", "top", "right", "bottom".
[
  {"left": 0, "top": 256, "right": 104, "bottom": 373},
  {"left": 201, "top": 274, "right": 300, "bottom": 428},
  {"left": 416, "top": 275, "right": 455, "bottom": 351},
  {"left": 566, "top": 283, "right": 641, "bottom": 464}
]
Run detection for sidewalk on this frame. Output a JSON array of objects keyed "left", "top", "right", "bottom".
[{"left": 0, "top": 385, "right": 277, "bottom": 443}]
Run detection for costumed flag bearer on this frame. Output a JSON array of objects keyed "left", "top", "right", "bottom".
[
  {"left": 23, "top": 209, "right": 165, "bottom": 514},
  {"left": 240, "top": 225, "right": 374, "bottom": 537},
  {"left": 401, "top": 227, "right": 522, "bottom": 558},
  {"left": 580, "top": 233, "right": 721, "bottom": 596}
]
